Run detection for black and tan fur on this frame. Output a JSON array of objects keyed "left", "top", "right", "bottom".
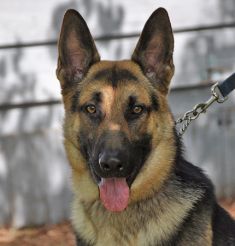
[{"left": 56, "top": 8, "right": 235, "bottom": 245}]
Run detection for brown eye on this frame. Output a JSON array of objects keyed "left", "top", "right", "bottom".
[
  {"left": 86, "top": 105, "right": 96, "bottom": 114},
  {"left": 132, "top": 105, "right": 143, "bottom": 114}
]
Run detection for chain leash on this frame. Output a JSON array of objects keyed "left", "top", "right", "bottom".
[{"left": 175, "top": 83, "right": 228, "bottom": 136}]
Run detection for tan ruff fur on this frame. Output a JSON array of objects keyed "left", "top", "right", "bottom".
[
  {"left": 204, "top": 224, "right": 213, "bottom": 245},
  {"left": 72, "top": 177, "right": 203, "bottom": 245}
]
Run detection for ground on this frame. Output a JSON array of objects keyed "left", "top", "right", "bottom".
[
  {"left": 0, "top": 222, "right": 75, "bottom": 246},
  {"left": 0, "top": 201, "right": 235, "bottom": 246}
]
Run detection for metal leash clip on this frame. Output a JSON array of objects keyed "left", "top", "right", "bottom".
[{"left": 176, "top": 82, "right": 228, "bottom": 136}]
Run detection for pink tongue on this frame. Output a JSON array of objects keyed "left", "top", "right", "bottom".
[{"left": 99, "top": 178, "right": 129, "bottom": 212}]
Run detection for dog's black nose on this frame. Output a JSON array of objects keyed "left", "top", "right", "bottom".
[{"left": 99, "top": 152, "right": 124, "bottom": 174}]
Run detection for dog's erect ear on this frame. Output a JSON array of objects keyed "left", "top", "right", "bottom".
[
  {"left": 132, "top": 8, "right": 174, "bottom": 94},
  {"left": 57, "top": 9, "right": 100, "bottom": 89}
]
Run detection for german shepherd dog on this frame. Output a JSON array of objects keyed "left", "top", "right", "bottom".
[{"left": 56, "top": 8, "right": 235, "bottom": 245}]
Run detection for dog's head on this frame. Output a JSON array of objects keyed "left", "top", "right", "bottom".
[{"left": 57, "top": 8, "right": 176, "bottom": 212}]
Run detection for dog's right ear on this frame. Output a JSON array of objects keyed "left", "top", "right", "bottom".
[{"left": 57, "top": 9, "right": 100, "bottom": 89}]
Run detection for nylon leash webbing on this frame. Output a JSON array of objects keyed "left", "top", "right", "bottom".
[
  {"left": 176, "top": 72, "right": 235, "bottom": 136},
  {"left": 217, "top": 73, "right": 235, "bottom": 97}
]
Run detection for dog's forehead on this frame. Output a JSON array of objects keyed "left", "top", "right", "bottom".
[
  {"left": 79, "top": 60, "right": 152, "bottom": 101},
  {"left": 87, "top": 61, "right": 146, "bottom": 84}
]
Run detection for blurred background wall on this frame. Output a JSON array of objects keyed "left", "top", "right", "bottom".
[{"left": 0, "top": 0, "right": 235, "bottom": 227}]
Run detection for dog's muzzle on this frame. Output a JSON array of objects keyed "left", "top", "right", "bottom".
[{"left": 97, "top": 149, "right": 131, "bottom": 178}]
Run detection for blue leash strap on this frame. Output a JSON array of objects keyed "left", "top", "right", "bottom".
[{"left": 217, "top": 73, "right": 235, "bottom": 98}]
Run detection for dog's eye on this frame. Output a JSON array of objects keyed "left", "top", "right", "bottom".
[
  {"left": 125, "top": 104, "right": 146, "bottom": 121},
  {"left": 132, "top": 105, "right": 143, "bottom": 114},
  {"left": 86, "top": 105, "right": 96, "bottom": 114}
]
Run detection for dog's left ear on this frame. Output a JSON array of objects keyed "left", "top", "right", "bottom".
[
  {"left": 57, "top": 9, "right": 100, "bottom": 89},
  {"left": 132, "top": 8, "right": 174, "bottom": 94}
]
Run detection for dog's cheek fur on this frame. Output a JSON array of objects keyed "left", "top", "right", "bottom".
[
  {"left": 62, "top": 110, "right": 100, "bottom": 204},
  {"left": 64, "top": 138, "right": 99, "bottom": 203},
  {"left": 130, "top": 98, "right": 176, "bottom": 203}
]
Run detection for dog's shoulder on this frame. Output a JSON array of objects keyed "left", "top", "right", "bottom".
[
  {"left": 212, "top": 203, "right": 235, "bottom": 245},
  {"left": 174, "top": 158, "right": 214, "bottom": 193},
  {"left": 174, "top": 158, "right": 235, "bottom": 244}
]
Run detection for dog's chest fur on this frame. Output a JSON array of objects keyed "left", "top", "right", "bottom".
[{"left": 72, "top": 178, "right": 207, "bottom": 246}]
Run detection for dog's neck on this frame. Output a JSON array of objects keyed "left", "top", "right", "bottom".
[{"left": 71, "top": 168, "right": 203, "bottom": 246}]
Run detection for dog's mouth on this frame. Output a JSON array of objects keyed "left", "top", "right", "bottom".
[
  {"left": 83, "top": 133, "right": 152, "bottom": 212},
  {"left": 98, "top": 177, "right": 129, "bottom": 212},
  {"left": 90, "top": 163, "right": 141, "bottom": 212}
]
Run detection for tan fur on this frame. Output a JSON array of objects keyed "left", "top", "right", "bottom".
[
  {"left": 204, "top": 224, "right": 213, "bottom": 245},
  {"left": 100, "top": 86, "right": 115, "bottom": 118},
  {"left": 108, "top": 123, "right": 121, "bottom": 131},
  {"left": 130, "top": 126, "right": 175, "bottom": 202}
]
